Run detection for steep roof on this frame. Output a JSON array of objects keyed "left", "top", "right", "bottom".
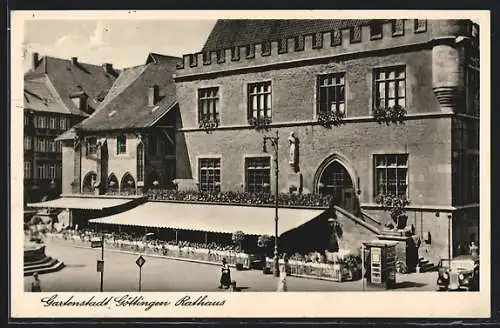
[
  {"left": 24, "top": 55, "right": 118, "bottom": 116},
  {"left": 202, "top": 19, "right": 377, "bottom": 51},
  {"left": 23, "top": 76, "right": 77, "bottom": 115},
  {"left": 76, "top": 53, "right": 180, "bottom": 132}
]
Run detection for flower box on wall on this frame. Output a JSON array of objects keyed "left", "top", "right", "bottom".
[
  {"left": 198, "top": 118, "right": 219, "bottom": 132},
  {"left": 248, "top": 116, "right": 271, "bottom": 131},
  {"left": 373, "top": 105, "right": 407, "bottom": 125},
  {"left": 317, "top": 110, "right": 345, "bottom": 128}
]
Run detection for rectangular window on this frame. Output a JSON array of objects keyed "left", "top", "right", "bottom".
[
  {"left": 24, "top": 136, "right": 32, "bottom": 150},
  {"left": 295, "top": 35, "right": 305, "bottom": 51},
  {"left": 312, "top": 32, "right": 323, "bottom": 49},
  {"left": 392, "top": 19, "right": 405, "bottom": 36},
  {"left": 49, "top": 165, "right": 56, "bottom": 179},
  {"left": 374, "top": 154, "right": 409, "bottom": 197},
  {"left": 245, "top": 44, "right": 255, "bottom": 59},
  {"left": 331, "top": 30, "right": 342, "bottom": 46},
  {"left": 231, "top": 46, "right": 240, "bottom": 61},
  {"left": 148, "top": 135, "right": 158, "bottom": 156},
  {"left": 49, "top": 117, "right": 56, "bottom": 129},
  {"left": 278, "top": 39, "right": 288, "bottom": 54},
  {"left": 24, "top": 114, "right": 29, "bottom": 126},
  {"left": 199, "top": 158, "right": 221, "bottom": 193},
  {"left": 56, "top": 141, "right": 62, "bottom": 153},
  {"left": 60, "top": 117, "right": 67, "bottom": 130},
  {"left": 248, "top": 81, "right": 272, "bottom": 120},
  {"left": 198, "top": 87, "right": 219, "bottom": 123},
  {"left": 374, "top": 66, "right": 406, "bottom": 109},
  {"left": 261, "top": 41, "right": 271, "bottom": 56},
  {"left": 370, "top": 21, "right": 383, "bottom": 40},
  {"left": 24, "top": 161, "right": 31, "bottom": 178},
  {"left": 86, "top": 137, "right": 98, "bottom": 155},
  {"left": 245, "top": 157, "right": 271, "bottom": 193},
  {"left": 37, "top": 165, "right": 45, "bottom": 179},
  {"left": 38, "top": 116, "right": 47, "bottom": 129},
  {"left": 350, "top": 25, "right": 361, "bottom": 43},
  {"left": 48, "top": 139, "right": 56, "bottom": 152},
  {"left": 414, "top": 19, "right": 427, "bottom": 33},
  {"left": 36, "top": 137, "right": 46, "bottom": 152},
  {"left": 318, "top": 73, "right": 346, "bottom": 115},
  {"left": 117, "top": 135, "right": 127, "bottom": 154}
]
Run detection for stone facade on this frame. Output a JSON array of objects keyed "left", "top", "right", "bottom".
[{"left": 174, "top": 19, "right": 480, "bottom": 261}]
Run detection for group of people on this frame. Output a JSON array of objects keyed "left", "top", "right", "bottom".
[{"left": 218, "top": 258, "right": 287, "bottom": 292}]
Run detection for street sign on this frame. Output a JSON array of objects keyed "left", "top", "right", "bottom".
[
  {"left": 136, "top": 255, "right": 146, "bottom": 268},
  {"left": 97, "top": 259, "right": 104, "bottom": 272}
]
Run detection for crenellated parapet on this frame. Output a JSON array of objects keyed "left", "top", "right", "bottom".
[
  {"left": 431, "top": 20, "right": 479, "bottom": 112},
  {"left": 175, "top": 19, "right": 441, "bottom": 78}
]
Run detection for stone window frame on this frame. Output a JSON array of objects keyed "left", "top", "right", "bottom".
[
  {"left": 198, "top": 87, "right": 220, "bottom": 124},
  {"left": 244, "top": 156, "right": 271, "bottom": 194},
  {"left": 247, "top": 81, "right": 272, "bottom": 122},
  {"left": 373, "top": 153, "right": 409, "bottom": 198},
  {"left": 373, "top": 65, "right": 407, "bottom": 109},
  {"left": 116, "top": 134, "right": 127, "bottom": 155},
  {"left": 198, "top": 157, "right": 222, "bottom": 193},
  {"left": 317, "top": 72, "right": 347, "bottom": 117}
]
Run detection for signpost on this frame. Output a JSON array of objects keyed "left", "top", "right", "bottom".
[{"left": 136, "top": 255, "right": 146, "bottom": 292}]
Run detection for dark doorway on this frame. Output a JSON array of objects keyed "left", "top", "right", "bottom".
[{"left": 318, "top": 161, "right": 355, "bottom": 212}]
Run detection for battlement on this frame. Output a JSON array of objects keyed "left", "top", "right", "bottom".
[{"left": 176, "top": 19, "right": 478, "bottom": 78}]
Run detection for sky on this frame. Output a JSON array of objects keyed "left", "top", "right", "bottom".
[{"left": 22, "top": 20, "right": 217, "bottom": 70}]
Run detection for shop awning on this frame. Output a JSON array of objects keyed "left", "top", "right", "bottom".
[
  {"left": 27, "top": 196, "right": 140, "bottom": 210},
  {"left": 88, "top": 202, "right": 325, "bottom": 236}
]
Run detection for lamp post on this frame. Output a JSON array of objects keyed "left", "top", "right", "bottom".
[
  {"left": 262, "top": 130, "right": 280, "bottom": 277},
  {"left": 447, "top": 214, "right": 452, "bottom": 261}
]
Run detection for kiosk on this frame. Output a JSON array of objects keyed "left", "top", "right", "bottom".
[{"left": 362, "top": 240, "right": 397, "bottom": 290}]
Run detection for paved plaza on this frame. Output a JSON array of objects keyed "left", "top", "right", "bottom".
[{"left": 24, "top": 240, "right": 439, "bottom": 292}]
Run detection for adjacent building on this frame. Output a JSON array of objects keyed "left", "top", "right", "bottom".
[
  {"left": 57, "top": 53, "right": 179, "bottom": 196},
  {"left": 24, "top": 53, "right": 118, "bottom": 204},
  {"left": 174, "top": 19, "right": 480, "bottom": 260}
]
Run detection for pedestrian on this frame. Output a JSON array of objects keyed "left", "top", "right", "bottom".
[
  {"left": 277, "top": 265, "right": 288, "bottom": 292},
  {"left": 31, "top": 272, "right": 41, "bottom": 292},
  {"left": 219, "top": 258, "right": 231, "bottom": 289},
  {"left": 469, "top": 242, "right": 479, "bottom": 256}
]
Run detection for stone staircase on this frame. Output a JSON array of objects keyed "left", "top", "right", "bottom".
[{"left": 24, "top": 255, "right": 65, "bottom": 276}]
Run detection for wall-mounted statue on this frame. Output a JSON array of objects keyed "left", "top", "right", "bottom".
[{"left": 288, "top": 132, "right": 300, "bottom": 172}]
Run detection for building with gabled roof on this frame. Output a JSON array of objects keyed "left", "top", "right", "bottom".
[
  {"left": 57, "top": 53, "right": 179, "bottom": 201},
  {"left": 24, "top": 53, "right": 118, "bottom": 204}
]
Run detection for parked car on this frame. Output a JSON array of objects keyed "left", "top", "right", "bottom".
[{"left": 437, "top": 255, "right": 479, "bottom": 291}]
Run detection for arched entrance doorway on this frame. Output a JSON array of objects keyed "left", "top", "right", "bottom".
[
  {"left": 317, "top": 160, "right": 356, "bottom": 213},
  {"left": 120, "top": 172, "right": 136, "bottom": 195}
]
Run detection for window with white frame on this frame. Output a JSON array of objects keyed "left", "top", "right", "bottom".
[
  {"left": 37, "top": 116, "right": 47, "bottom": 129},
  {"left": 245, "top": 157, "right": 271, "bottom": 193},
  {"left": 318, "top": 73, "right": 346, "bottom": 115},
  {"left": 37, "top": 165, "right": 45, "bottom": 179},
  {"left": 49, "top": 117, "right": 57, "bottom": 129},
  {"left": 24, "top": 136, "right": 32, "bottom": 150},
  {"left": 48, "top": 139, "right": 56, "bottom": 152},
  {"left": 374, "top": 154, "right": 408, "bottom": 197},
  {"left": 198, "top": 87, "right": 219, "bottom": 123},
  {"left": 60, "top": 117, "right": 68, "bottom": 130},
  {"left": 374, "top": 66, "right": 406, "bottom": 109},
  {"left": 199, "top": 158, "right": 221, "bottom": 193},
  {"left": 116, "top": 135, "right": 127, "bottom": 154},
  {"left": 36, "top": 137, "right": 46, "bottom": 152},
  {"left": 248, "top": 82, "right": 272, "bottom": 121},
  {"left": 49, "top": 165, "right": 56, "bottom": 179},
  {"left": 24, "top": 161, "right": 31, "bottom": 178}
]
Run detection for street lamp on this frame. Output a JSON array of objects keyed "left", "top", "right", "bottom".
[
  {"left": 262, "top": 130, "right": 280, "bottom": 277},
  {"left": 447, "top": 214, "right": 452, "bottom": 261}
]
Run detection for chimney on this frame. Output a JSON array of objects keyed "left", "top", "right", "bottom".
[
  {"left": 102, "top": 63, "right": 113, "bottom": 74},
  {"left": 148, "top": 85, "right": 159, "bottom": 107},
  {"left": 71, "top": 57, "right": 78, "bottom": 65},
  {"left": 32, "top": 52, "right": 39, "bottom": 70}
]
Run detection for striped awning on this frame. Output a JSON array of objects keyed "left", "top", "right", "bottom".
[
  {"left": 89, "top": 202, "right": 324, "bottom": 236},
  {"left": 27, "top": 196, "right": 139, "bottom": 210}
]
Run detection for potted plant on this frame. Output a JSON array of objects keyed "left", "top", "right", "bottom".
[
  {"left": 248, "top": 116, "right": 271, "bottom": 131},
  {"left": 317, "top": 110, "right": 345, "bottom": 128},
  {"left": 372, "top": 105, "right": 407, "bottom": 125},
  {"left": 232, "top": 230, "right": 245, "bottom": 270}
]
